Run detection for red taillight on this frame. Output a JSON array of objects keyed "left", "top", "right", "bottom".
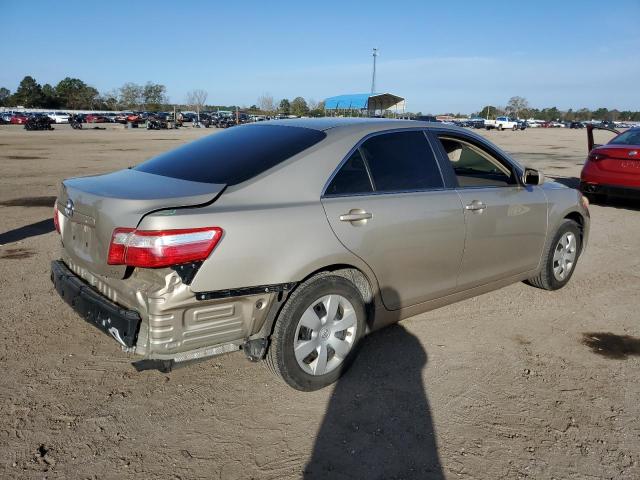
[
  {"left": 107, "top": 227, "right": 134, "bottom": 265},
  {"left": 53, "top": 202, "right": 61, "bottom": 234},
  {"left": 588, "top": 151, "right": 609, "bottom": 161},
  {"left": 107, "top": 227, "right": 223, "bottom": 268}
]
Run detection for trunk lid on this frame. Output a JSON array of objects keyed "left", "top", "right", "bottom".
[
  {"left": 57, "top": 169, "right": 225, "bottom": 278},
  {"left": 592, "top": 145, "right": 640, "bottom": 175}
]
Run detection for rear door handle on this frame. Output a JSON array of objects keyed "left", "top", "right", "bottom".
[
  {"left": 465, "top": 200, "right": 486, "bottom": 212},
  {"left": 340, "top": 209, "right": 372, "bottom": 223}
]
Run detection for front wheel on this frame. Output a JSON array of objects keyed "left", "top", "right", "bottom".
[
  {"left": 527, "top": 219, "right": 581, "bottom": 290},
  {"left": 498, "top": 124, "right": 503, "bottom": 131},
  {"left": 266, "top": 274, "right": 366, "bottom": 391}
]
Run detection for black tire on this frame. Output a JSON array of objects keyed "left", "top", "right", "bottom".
[
  {"left": 498, "top": 124, "right": 503, "bottom": 131},
  {"left": 527, "top": 219, "right": 581, "bottom": 291},
  {"left": 266, "top": 274, "right": 366, "bottom": 391}
]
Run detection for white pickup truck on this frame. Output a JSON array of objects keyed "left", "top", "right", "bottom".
[{"left": 484, "top": 116, "right": 521, "bottom": 131}]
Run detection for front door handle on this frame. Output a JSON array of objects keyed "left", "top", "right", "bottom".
[
  {"left": 465, "top": 200, "right": 486, "bottom": 212},
  {"left": 340, "top": 209, "right": 372, "bottom": 224}
]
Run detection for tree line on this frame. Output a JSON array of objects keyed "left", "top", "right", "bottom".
[
  {"left": 473, "top": 96, "right": 640, "bottom": 122},
  {"left": 2, "top": 78, "right": 637, "bottom": 121},
  {"left": 0, "top": 75, "right": 173, "bottom": 111},
  {"left": 256, "top": 93, "right": 325, "bottom": 117}
]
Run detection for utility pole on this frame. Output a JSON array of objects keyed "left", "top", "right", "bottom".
[{"left": 370, "top": 48, "right": 378, "bottom": 95}]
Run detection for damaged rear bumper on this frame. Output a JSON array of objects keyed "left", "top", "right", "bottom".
[{"left": 51, "top": 260, "right": 141, "bottom": 348}]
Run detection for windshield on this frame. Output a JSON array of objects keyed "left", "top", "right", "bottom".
[
  {"left": 134, "top": 124, "right": 326, "bottom": 185},
  {"left": 609, "top": 129, "right": 640, "bottom": 146}
]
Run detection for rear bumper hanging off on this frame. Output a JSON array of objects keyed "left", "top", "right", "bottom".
[{"left": 50, "top": 260, "right": 141, "bottom": 348}]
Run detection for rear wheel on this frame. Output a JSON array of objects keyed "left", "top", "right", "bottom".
[
  {"left": 527, "top": 219, "right": 581, "bottom": 290},
  {"left": 498, "top": 124, "right": 503, "bottom": 131},
  {"left": 266, "top": 274, "right": 366, "bottom": 391}
]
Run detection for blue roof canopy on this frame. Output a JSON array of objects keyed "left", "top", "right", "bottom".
[{"left": 324, "top": 93, "right": 404, "bottom": 111}]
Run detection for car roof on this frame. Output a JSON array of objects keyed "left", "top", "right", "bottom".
[{"left": 265, "top": 117, "right": 455, "bottom": 133}]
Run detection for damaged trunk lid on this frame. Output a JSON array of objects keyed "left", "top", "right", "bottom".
[{"left": 57, "top": 169, "right": 225, "bottom": 278}]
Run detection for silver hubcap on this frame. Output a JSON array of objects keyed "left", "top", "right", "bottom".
[
  {"left": 553, "top": 232, "right": 577, "bottom": 281},
  {"left": 293, "top": 294, "right": 358, "bottom": 376}
]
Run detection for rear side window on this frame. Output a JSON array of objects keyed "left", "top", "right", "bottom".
[
  {"left": 134, "top": 124, "right": 326, "bottom": 185},
  {"left": 360, "top": 131, "right": 443, "bottom": 192},
  {"left": 325, "top": 149, "right": 373, "bottom": 196}
]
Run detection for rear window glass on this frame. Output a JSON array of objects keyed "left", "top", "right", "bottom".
[
  {"left": 134, "top": 124, "right": 326, "bottom": 185},
  {"left": 609, "top": 129, "right": 640, "bottom": 146}
]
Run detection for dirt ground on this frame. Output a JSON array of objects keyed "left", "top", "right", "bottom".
[{"left": 0, "top": 123, "right": 639, "bottom": 479}]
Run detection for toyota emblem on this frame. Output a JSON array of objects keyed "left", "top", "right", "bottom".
[
  {"left": 629, "top": 150, "right": 638, "bottom": 157},
  {"left": 64, "top": 199, "right": 74, "bottom": 217}
]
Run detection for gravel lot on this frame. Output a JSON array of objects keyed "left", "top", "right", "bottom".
[{"left": 0, "top": 124, "right": 639, "bottom": 479}]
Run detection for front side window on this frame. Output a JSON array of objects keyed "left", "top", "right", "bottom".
[{"left": 437, "top": 136, "right": 514, "bottom": 188}]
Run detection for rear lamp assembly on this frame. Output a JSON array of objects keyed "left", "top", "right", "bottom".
[{"left": 108, "top": 227, "right": 223, "bottom": 268}]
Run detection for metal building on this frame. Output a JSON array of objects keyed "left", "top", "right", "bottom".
[{"left": 324, "top": 93, "right": 406, "bottom": 117}]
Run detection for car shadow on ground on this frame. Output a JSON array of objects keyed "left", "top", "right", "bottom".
[
  {"left": 549, "top": 175, "right": 640, "bottom": 211},
  {"left": 304, "top": 289, "right": 444, "bottom": 479},
  {"left": 0, "top": 219, "right": 55, "bottom": 245}
]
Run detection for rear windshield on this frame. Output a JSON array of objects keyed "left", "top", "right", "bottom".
[
  {"left": 609, "top": 129, "right": 640, "bottom": 146},
  {"left": 134, "top": 124, "right": 326, "bottom": 185}
]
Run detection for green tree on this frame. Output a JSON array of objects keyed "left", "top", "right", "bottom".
[
  {"left": 41, "top": 84, "right": 59, "bottom": 108},
  {"left": 12, "top": 76, "right": 44, "bottom": 107},
  {"left": 308, "top": 100, "right": 325, "bottom": 117},
  {"left": 143, "top": 82, "right": 167, "bottom": 111},
  {"left": 0, "top": 87, "right": 10, "bottom": 106},
  {"left": 478, "top": 105, "right": 501, "bottom": 119},
  {"left": 56, "top": 77, "right": 98, "bottom": 109},
  {"left": 290, "top": 96, "right": 309, "bottom": 117},
  {"left": 279, "top": 98, "right": 290, "bottom": 115},
  {"left": 592, "top": 107, "right": 609, "bottom": 121},
  {"left": 575, "top": 108, "right": 591, "bottom": 121}
]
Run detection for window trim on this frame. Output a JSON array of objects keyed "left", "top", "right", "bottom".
[
  {"left": 430, "top": 129, "right": 525, "bottom": 190},
  {"left": 321, "top": 128, "right": 448, "bottom": 199}
]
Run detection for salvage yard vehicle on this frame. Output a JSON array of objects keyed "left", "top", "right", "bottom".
[
  {"left": 51, "top": 118, "right": 590, "bottom": 391},
  {"left": 24, "top": 114, "right": 54, "bottom": 130},
  {"left": 85, "top": 114, "right": 109, "bottom": 123},
  {"left": 484, "top": 116, "right": 521, "bottom": 131},
  {"left": 47, "top": 111, "right": 70, "bottom": 124},
  {"left": 581, "top": 124, "right": 640, "bottom": 202},
  {"left": 9, "top": 113, "right": 28, "bottom": 124}
]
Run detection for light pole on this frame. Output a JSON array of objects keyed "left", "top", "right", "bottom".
[{"left": 370, "top": 48, "right": 378, "bottom": 95}]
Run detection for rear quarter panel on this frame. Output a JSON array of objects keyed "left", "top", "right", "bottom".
[
  {"left": 542, "top": 182, "right": 590, "bottom": 251},
  {"left": 136, "top": 127, "right": 384, "bottom": 296}
]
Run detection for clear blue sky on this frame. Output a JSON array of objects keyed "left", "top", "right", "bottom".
[{"left": 2, "top": 0, "right": 639, "bottom": 113}]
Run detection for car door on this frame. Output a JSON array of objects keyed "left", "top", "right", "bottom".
[
  {"left": 321, "top": 130, "right": 466, "bottom": 310},
  {"left": 431, "top": 131, "right": 548, "bottom": 289}
]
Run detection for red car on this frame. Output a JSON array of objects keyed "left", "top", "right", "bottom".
[
  {"left": 10, "top": 114, "right": 29, "bottom": 125},
  {"left": 580, "top": 124, "right": 640, "bottom": 201},
  {"left": 85, "top": 114, "right": 109, "bottom": 123},
  {"left": 125, "top": 113, "right": 143, "bottom": 123}
]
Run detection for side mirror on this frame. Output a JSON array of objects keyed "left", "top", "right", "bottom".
[{"left": 523, "top": 168, "right": 544, "bottom": 185}]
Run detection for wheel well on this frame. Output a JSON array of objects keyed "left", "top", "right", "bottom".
[
  {"left": 564, "top": 211, "right": 585, "bottom": 250},
  {"left": 298, "top": 264, "right": 375, "bottom": 306},
  {"left": 256, "top": 264, "right": 376, "bottom": 343}
]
